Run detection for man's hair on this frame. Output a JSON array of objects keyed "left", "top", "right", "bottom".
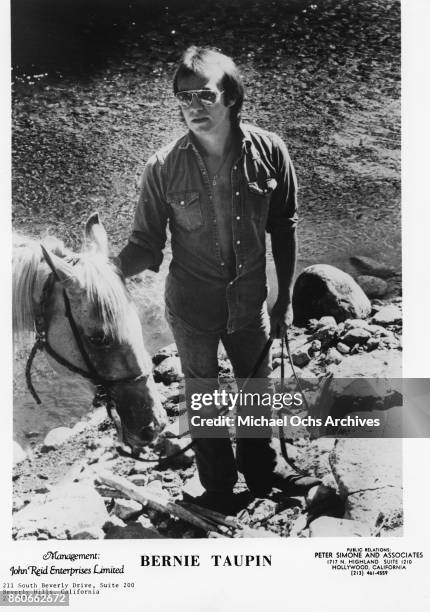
[{"left": 173, "top": 46, "right": 244, "bottom": 126}]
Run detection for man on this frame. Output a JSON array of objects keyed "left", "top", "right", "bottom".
[{"left": 118, "top": 46, "right": 320, "bottom": 506}]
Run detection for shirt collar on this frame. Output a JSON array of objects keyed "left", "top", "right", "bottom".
[{"left": 179, "top": 123, "right": 253, "bottom": 151}]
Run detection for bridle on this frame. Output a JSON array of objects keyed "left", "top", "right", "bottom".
[
  {"left": 25, "top": 270, "right": 147, "bottom": 429},
  {"left": 25, "top": 256, "right": 311, "bottom": 470}
]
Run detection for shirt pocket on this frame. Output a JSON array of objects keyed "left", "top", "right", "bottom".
[
  {"left": 167, "top": 191, "right": 203, "bottom": 231},
  {"left": 247, "top": 177, "right": 278, "bottom": 223}
]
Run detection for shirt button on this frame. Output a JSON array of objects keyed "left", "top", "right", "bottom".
[
  {"left": 236, "top": 240, "right": 241, "bottom": 244},
  {"left": 180, "top": 200, "right": 185, "bottom": 206},
  {"left": 213, "top": 219, "right": 217, "bottom": 223},
  {"left": 235, "top": 191, "right": 239, "bottom": 196},
  {"left": 220, "top": 262, "right": 225, "bottom": 267},
  {"left": 233, "top": 166, "right": 237, "bottom": 170},
  {"left": 236, "top": 215, "right": 241, "bottom": 220},
  {"left": 239, "top": 264, "right": 243, "bottom": 269}
]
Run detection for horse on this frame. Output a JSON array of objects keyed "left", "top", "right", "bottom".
[{"left": 12, "top": 212, "right": 167, "bottom": 456}]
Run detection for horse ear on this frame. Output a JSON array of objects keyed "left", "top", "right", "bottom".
[
  {"left": 84, "top": 212, "right": 109, "bottom": 256},
  {"left": 40, "top": 245, "right": 75, "bottom": 285}
]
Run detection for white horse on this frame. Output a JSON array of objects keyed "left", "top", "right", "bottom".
[{"left": 13, "top": 213, "right": 167, "bottom": 455}]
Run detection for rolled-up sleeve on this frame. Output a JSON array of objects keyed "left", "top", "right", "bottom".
[
  {"left": 265, "top": 135, "right": 298, "bottom": 234},
  {"left": 129, "top": 155, "right": 168, "bottom": 272}
]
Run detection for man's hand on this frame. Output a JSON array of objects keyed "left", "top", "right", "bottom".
[{"left": 270, "top": 301, "right": 294, "bottom": 339}]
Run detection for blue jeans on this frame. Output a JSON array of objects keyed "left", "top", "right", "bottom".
[{"left": 165, "top": 304, "right": 279, "bottom": 494}]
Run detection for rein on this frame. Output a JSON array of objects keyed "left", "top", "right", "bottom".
[
  {"left": 25, "top": 273, "right": 146, "bottom": 406},
  {"left": 25, "top": 272, "right": 308, "bottom": 472},
  {"left": 129, "top": 330, "right": 309, "bottom": 473}
]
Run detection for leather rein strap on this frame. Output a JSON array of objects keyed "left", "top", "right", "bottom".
[
  {"left": 25, "top": 273, "right": 146, "bottom": 406},
  {"left": 25, "top": 272, "right": 308, "bottom": 472}
]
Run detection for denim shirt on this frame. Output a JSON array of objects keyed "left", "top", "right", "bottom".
[{"left": 129, "top": 123, "right": 298, "bottom": 334}]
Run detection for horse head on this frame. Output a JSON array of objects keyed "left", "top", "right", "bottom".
[{"left": 13, "top": 213, "right": 167, "bottom": 455}]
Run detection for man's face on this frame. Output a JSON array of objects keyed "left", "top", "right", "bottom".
[{"left": 176, "top": 72, "right": 234, "bottom": 137}]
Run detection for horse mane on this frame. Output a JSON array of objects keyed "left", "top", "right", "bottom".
[
  {"left": 13, "top": 233, "right": 131, "bottom": 342},
  {"left": 77, "top": 251, "right": 132, "bottom": 341},
  {"left": 12, "top": 233, "right": 68, "bottom": 338}
]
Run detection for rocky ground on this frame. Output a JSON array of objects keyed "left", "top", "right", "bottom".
[
  {"left": 11, "top": 0, "right": 402, "bottom": 539},
  {"left": 13, "top": 288, "right": 403, "bottom": 540}
]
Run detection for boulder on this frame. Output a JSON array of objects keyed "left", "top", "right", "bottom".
[
  {"left": 309, "top": 516, "right": 371, "bottom": 537},
  {"left": 350, "top": 255, "right": 397, "bottom": 279},
  {"left": 329, "top": 439, "right": 402, "bottom": 529},
  {"left": 153, "top": 356, "right": 184, "bottom": 384},
  {"left": 41, "top": 427, "right": 74, "bottom": 452},
  {"left": 356, "top": 275, "right": 388, "bottom": 298},
  {"left": 13, "top": 483, "right": 109, "bottom": 540},
  {"left": 13, "top": 441, "right": 27, "bottom": 466},
  {"left": 293, "top": 264, "right": 371, "bottom": 324}
]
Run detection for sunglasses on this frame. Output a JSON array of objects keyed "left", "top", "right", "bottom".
[{"left": 175, "top": 89, "right": 224, "bottom": 108}]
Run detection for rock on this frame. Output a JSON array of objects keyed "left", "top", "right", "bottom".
[
  {"left": 313, "top": 324, "right": 338, "bottom": 347},
  {"left": 72, "top": 421, "right": 88, "bottom": 435},
  {"left": 248, "top": 499, "right": 279, "bottom": 525},
  {"left": 305, "top": 484, "right": 344, "bottom": 521},
  {"left": 350, "top": 255, "right": 397, "bottom": 279},
  {"left": 41, "top": 427, "right": 74, "bottom": 452},
  {"left": 164, "top": 436, "right": 194, "bottom": 468},
  {"left": 292, "top": 348, "right": 311, "bottom": 367},
  {"left": 341, "top": 328, "right": 372, "bottom": 346},
  {"left": 366, "top": 337, "right": 381, "bottom": 351},
  {"left": 153, "top": 356, "right": 184, "bottom": 384},
  {"left": 307, "top": 318, "right": 319, "bottom": 332},
  {"left": 87, "top": 407, "right": 109, "bottom": 427},
  {"left": 13, "top": 441, "right": 27, "bottom": 465},
  {"left": 316, "top": 316, "right": 337, "bottom": 329},
  {"left": 156, "top": 383, "right": 184, "bottom": 405},
  {"left": 289, "top": 514, "right": 309, "bottom": 537},
  {"left": 13, "top": 483, "right": 109, "bottom": 540},
  {"left": 329, "top": 439, "right": 402, "bottom": 528},
  {"left": 371, "top": 305, "right": 402, "bottom": 326},
  {"left": 182, "top": 473, "right": 206, "bottom": 500},
  {"left": 324, "top": 348, "right": 343, "bottom": 365},
  {"left": 310, "top": 339, "right": 322, "bottom": 354},
  {"left": 152, "top": 343, "right": 178, "bottom": 365},
  {"left": 105, "top": 521, "right": 163, "bottom": 539},
  {"left": 103, "top": 514, "right": 127, "bottom": 530},
  {"left": 112, "top": 498, "right": 143, "bottom": 521},
  {"left": 128, "top": 474, "right": 148, "bottom": 486},
  {"left": 316, "top": 352, "right": 402, "bottom": 422},
  {"left": 336, "top": 342, "right": 350, "bottom": 355},
  {"left": 293, "top": 264, "right": 371, "bottom": 324},
  {"left": 309, "top": 516, "right": 371, "bottom": 537},
  {"left": 343, "top": 318, "right": 371, "bottom": 331},
  {"left": 356, "top": 275, "right": 388, "bottom": 298},
  {"left": 13, "top": 496, "right": 26, "bottom": 513},
  {"left": 327, "top": 350, "right": 401, "bottom": 378}
]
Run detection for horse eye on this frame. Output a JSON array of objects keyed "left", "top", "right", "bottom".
[{"left": 87, "top": 333, "right": 112, "bottom": 347}]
